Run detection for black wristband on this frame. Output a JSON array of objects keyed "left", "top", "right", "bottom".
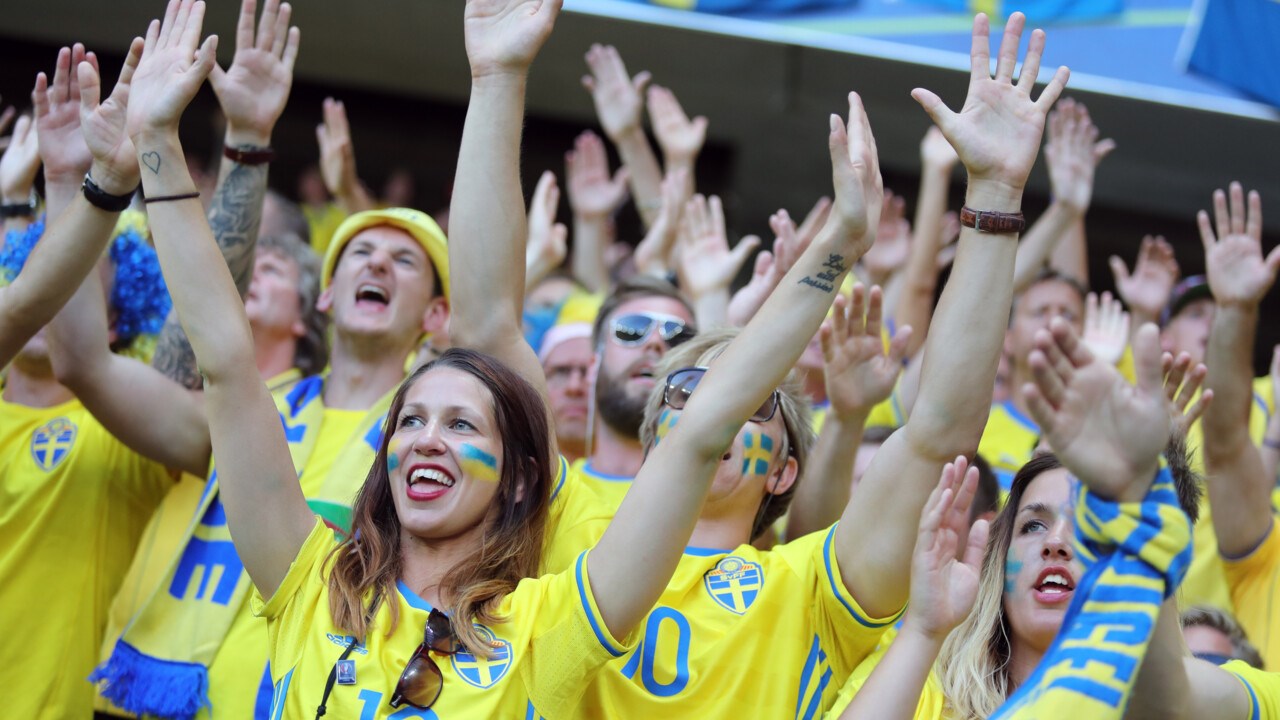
[
  {"left": 82, "top": 172, "right": 136, "bottom": 213},
  {"left": 0, "top": 201, "right": 35, "bottom": 219}
]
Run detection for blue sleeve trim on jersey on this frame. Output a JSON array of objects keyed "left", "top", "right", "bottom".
[
  {"left": 550, "top": 456, "right": 568, "bottom": 501},
  {"left": 582, "top": 461, "right": 634, "bottom": 482},
  {"left": 822, "top": 525, "right": 898, "bottom": 629},
  {"left": 575, "top": 552, "right": 628, "bottom": 657},
  {"left": 1220, "top": 518, "right": 1274, "bottom": 562}
]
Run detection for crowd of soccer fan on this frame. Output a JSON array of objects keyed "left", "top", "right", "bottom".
[{"left": 2, "top": 0, "right": 1279, "bottom": 717}]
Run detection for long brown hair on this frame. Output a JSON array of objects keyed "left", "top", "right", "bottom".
[{"left": 325, "top": 348, "right": 554, "bottom": 656}]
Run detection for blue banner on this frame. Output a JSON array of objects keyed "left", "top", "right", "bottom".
[{"left": 1182, "top": 0, "right": 1280, "bottom": 108}]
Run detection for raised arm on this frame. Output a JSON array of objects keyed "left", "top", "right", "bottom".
[
  {"left": 316, "top": 97, "right": 375, "bottom": 215},
  {"left": 0, "top": 43, "right": 142, "bottom": 369},
  {"left": 151, "top": 0, "right": 299, "bottom": 390},
  {"left": 565, "top": 130, "right": 629, "bottom": 293},
  {"left": 582, "top": 45, "right": 664, "bottom": 228},
  {"left": 1011, "top": 98, "right": 1111, "bottom": 292},
  {"left": 1108, "top": 235, "right": 1179, "bottom": 334},
  {"left": 839, "top": 12, "right": 1069, "bottom": 619},
  {"left": 893, "top": 127, "right": 957, "bottom": 355},
  {"left": 592, "top": 92, "right": 882, "bottom": 637},
  {"left": 1200, "top": 183, "right": 1279, "bottom": 557},
  {"left": 788, "top": 284, "right": 909, "bottom": 539},
  {"left": 524, "top": 170, "right": 567, "bottom": 288},
  {"left": 840, "top": 460, "right": 987, "bottom": 720},
  {"left": 647, "top": 84, "right": 705, "bottom": 200},
  {"left": 0, "top": 114, "right": 41, "bottom": 237},
  {"left": 127, "top": 0, "right": 311, "bottom": 597},
  {"left": 448, "top": 0, "right": 561, "bottom": 418},
  {"left": 673, "top": 192, "right": 758, "bottom": 329}
]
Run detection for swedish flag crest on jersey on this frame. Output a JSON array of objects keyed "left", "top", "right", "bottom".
[
  {"left": 704, "top": 556, "right": 764, "bottom": 615},
  {"left": 30, "top": 417, "right": 77, "bottom": 471},
  {"left": 451, "top": 625, "right": 512, "bottom": 689}
]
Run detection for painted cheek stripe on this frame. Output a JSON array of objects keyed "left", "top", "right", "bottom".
[{"left": 460, "top": 443, "right": 500, "bottom": 482}]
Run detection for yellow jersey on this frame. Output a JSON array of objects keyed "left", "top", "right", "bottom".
[
  {"left": 824, "top": 639, "right": 946, "bottom": 720},
  {"left": 1224, "top": 519, "right": 1280, "bottom": 673},
  {"left": 254, "top": 518, "right": 634, "bottom": 719},
  {"left": 543, "top": 457, "right": 612, "bottom": 576},
  {"left": 577, "top": 526, "right": 902, "bottom": 719},
  {"left": 568, "top": 457, "right": 633, "bottom": 515},
  {"left": 0, "top": 396, "right": 170, "bottom": 719},
  {"left": 205, "top": 405, "right": 377, "bottom": 718},
  {"left": 1224, "top": 659, "right": 1280, "bottom": 719}
]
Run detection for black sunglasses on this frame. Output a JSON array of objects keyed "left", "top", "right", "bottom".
[
  {"left": 610, "top": 312, "right": 696, "bottom": 348},
  {"left": 662, "top": 367, "right": 779, "bottom": 423},
  {"left": 389, "top": 608, "right": 460, "bottom": 710}
]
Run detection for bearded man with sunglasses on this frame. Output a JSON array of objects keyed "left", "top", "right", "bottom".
[{"left": 578, "top": 275, "right": 697, "bottom": 509}]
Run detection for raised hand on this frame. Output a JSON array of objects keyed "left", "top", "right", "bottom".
[
  {"left": 581, "top": 44, "right": 649, "bottom": 140},
  {"left": 860, "top": 190, "right": 911, "bottom": 283},
  {"left": 564, "top": 130, "right": 629, "bottom": 218},
  {"left": 0, "top": 115, "right": 40, "bottom": 202},
  {"left": 920, "top": 125, "right": 958, "bottom": 170},
  {"left": 315, "top": 97, "right": 372, "bottom": 211},
  {"left": 1081, "top": 291, "right": 1129, "bottom": 366},
  {"left": 464, "top": 0, "right": 561, "bottom": 79},
  {"left": 633, "top": 168, "right": 686, "bottom": 276},
  {"left": 727, "top": 200, "right": 827, "bottom": 326},
  {"left": 1109, "top": 235, "right": 1179, "bottom": 324},
  {"left": 911, "top": 13, "right": 1069, "bottom": 199},
  {"left": 1200, "top": 182, "right": 1279, "bottom": 307},
  {"left": 525, "top": 170, "right": 567, "bottom": 283},
  {"left": 1044, "top": 97, "right": 1114, "bottom": 213},
  {"left": 825, "top": 92, "right": 883, "bottom": 254},
  {"left": 126, "top": 0, "right": 219, "bottom": 142},
  {"left": 647, "top": 84, "right": 707, "bottom": 165},
  {"left": 72, "top": 38, "right": 147, "bottom": 196},
  {"left": 674, "top": 192, "right": 757, "bottom": 298},
  {"left": 1162, "top": 351, "right": 1212, "bottom": 437},
  {"left": 209, "top": 0, "right": 300, "bottom": 146},
  {"left": 904, "top": 458, "right": 988, "bottom": 640},
  {"left": 1024, "top": 319, "right": 1171, "bottom": 501},
  {"left": 34, "top": 44, "right": 98, "bottom": 183},
  {"left": 820, "top": 284, "right": 911, "bottom": 418}
]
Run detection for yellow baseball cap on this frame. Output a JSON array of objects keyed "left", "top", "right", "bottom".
[{"left": 321, "top": 207, "right": 450, "bottom": 298}]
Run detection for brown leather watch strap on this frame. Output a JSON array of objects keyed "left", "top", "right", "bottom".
[
  {"left": 223, "top": 144, "right": 276, "bottom": 165},
  {"left": 960, "top": 206, "right": 1026, "bottom": 234}
]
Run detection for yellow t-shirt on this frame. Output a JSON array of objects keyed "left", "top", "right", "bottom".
[
  {"left": 568, "top": 457, "right": 633, "bottom": 515},
  {"left": 303, "top": 202, "right": 348, "bottom": 257},
  {"left": 542, "top": 457, "right": 612, "bottom": 575},
  {"left": 204, "top": 406, "right": 374, "bottom": 719},
  {"left": 976, "top": 401, "right": 1040, "bottom": 494},
  {"left": 0, "top": 396, "right": 170, "bottom": 720},
  {"left": 253, "top": 518, "right": 635, "bottom": 718},
  {"left": 824, "top": 634, "right": 946, "bottom": 720},
  {"left": 576, "top": 525, "right": 902, "bottom": 719},
  {"left": 1224, "top": 658, "right": 1280, "bottom": 719},
  {"left": 1224, "top": 519, "right": 1280, "bottom": 673}
]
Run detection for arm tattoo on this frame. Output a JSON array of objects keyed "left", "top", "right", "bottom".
[
  {"left": 797, "top": 253, "right": 847, "bottom": 293},
  {"left": 150, "top": 160, "right": 268, "bottom": 387}
]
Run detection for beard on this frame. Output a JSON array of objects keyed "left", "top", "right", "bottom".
[{"left": 595, "top": 366, "right": 647, "bottom": 439}]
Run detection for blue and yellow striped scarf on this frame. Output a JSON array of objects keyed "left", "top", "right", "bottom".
[
  {"left": 992, "top": 467, "right": 1192, "bottom": 718},
  {"left": 91, "top": 374, "right": 393, "bottom": 719}
]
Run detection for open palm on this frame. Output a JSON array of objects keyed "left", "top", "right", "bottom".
[
  {"left": 126, "top": 0, "right": 219, "bottom": 141},
  {"left": 1200, "top": 183, "right": 1279, "bottom": 306},
  {"left": 465, "top": 0, "right": 560, "bottom": 79},
  {"left": 1027, "top": 321, "right": 1170, "bottom": 500},
  {"left": 821, "top": 284, "right": 910, "bottom": 416},
  {"left": 79, "top": 39, "right": 143, "bottom": 183},
  {"left": 209, "top": 0, "right": 299, "bottom": 141},
  {"left": 908, "top": 459, "right": 987, "bottom": 639}
]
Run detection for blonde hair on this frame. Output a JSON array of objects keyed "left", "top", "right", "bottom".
[{"left": 637, "top": 326, "right": 814, "bottom": 539}]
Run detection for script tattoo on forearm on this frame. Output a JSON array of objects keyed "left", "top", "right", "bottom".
[
  {"left": 797, "top": 253, "right": 847, "bottom": 293},
  {"left": 150, "top": 159, "right": 267, "bottom": 389}
]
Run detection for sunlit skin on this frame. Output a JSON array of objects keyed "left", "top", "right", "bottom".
[
  {"left": 596, "top": 296, "right": 696, "bottom": 404},
  {"left": 652, "top": 403, "right": 797, "bottom": 534},
  {"left": 386, "top": 367, "right": 510, "bottom": 547},
  {"left": 244, "top": 250, "right": 305, "bottom": 342},
  {"left": 1161, "top": 297, "right": 1215, "bottom": 367},
  {"left": 1003, "top": 468, "right": 1087, "bottom": 685},
  {"left": 542, "top": 336, "right": 593, "bottom": 456},
  {"left": 1182, "top": 624, "right": 1235, "bottom": 660},
  {"left": 317, "top": 226, "right": 444, "bottom": 344}
]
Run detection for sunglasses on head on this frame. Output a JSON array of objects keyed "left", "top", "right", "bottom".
[
  {"left": 662, "top": 367, "right": 779, "bottom": 423},
  {"left": 390, "top": 608, "right": 460, "bottom": 710},
  {"left": 610, "top": 312, "right": 696, "bottom": 348}
]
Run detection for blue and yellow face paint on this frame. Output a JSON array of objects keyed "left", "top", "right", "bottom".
[
  {"left": 1004, "top": 547, "right": 1022, "bottom": 594},
  {"left": 741, "top": 432, "right": 774, "bottom": 477},
  {"left": 460, "top": 443, "right": 500, "bottom": 483},
  {"left": 387, "top": 438, "right": 402, "bottom": 472},
  {"left": 655, "top": 409, "right": 679, "bottom": 446}
]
